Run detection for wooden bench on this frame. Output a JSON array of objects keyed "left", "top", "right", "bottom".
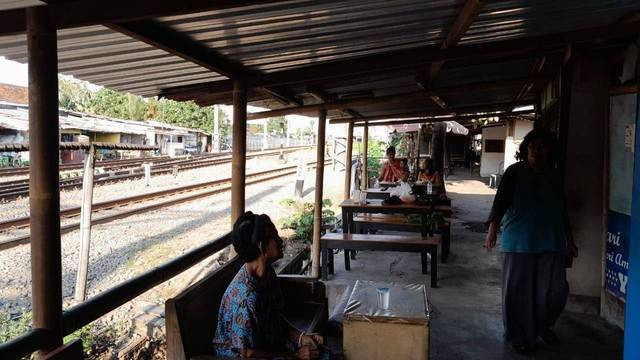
[
  {"left": 165, "top": 257, "right": 328, "bottom": 360},
  {"left": 353, "top": 213, "right": 452, "bottom": 263},
  {"left": 321, "top": 233, "right": 441, "bottom": 288}
]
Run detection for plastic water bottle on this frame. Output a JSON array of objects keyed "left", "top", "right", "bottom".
[
  {"left": 427, "top": 180, "right": 433, "bottom": 195},
  {"left": 374, "top": 178, "right": 379, "bottom": 188}
]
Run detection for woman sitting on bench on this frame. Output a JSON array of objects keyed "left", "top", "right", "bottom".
[{"left": 213, "top": 211, "right": 324, "bottom": 359}]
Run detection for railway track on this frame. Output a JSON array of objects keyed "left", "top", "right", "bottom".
[
  {"left": 0, "top": 146, "right": 311, "bottom": 200},
  {"left": 0, "top": 160, "right": 329, "bottom": 251},
  {"left": 0, "top": 145, "right": 310, "bottom": 178}
]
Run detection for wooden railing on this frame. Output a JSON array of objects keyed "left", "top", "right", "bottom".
[{"left": 0, "top": 233, "right": 232, "bottom": 359}]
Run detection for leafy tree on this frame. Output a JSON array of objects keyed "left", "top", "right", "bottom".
[
  {"left": 267, "top": 116, "right": 287, "bottom": 135},
  {"left": 59, "top": 77, "right": 92, "bottom": 112},
  {"left": 57, "top": 78, "right": 231, "bottom": 136}
]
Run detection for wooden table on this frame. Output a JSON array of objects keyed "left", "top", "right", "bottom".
[
  {"left": 341, "top": 199, "right": 436, "bottom": 237},
  {"left": 343, "top": 280, "right": 430, "bottom": 360},
  {"left": 339, "top": 199, "right": 442, "bottom": 276}
]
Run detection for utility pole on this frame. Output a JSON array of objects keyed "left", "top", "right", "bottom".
[
  {"left": 286, "top": 117, "right": 291, "bottom": 147},
  {"left": 262, "top": 119, "right": 269, "bottom": 151},
  {"left": 212, "top": 104, "right": 220, "bottom": 152}
]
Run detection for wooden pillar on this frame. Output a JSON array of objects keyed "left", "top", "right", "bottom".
[
  {"left": 344, "top": 122, "right": 354, "bottom": 199},
  {"left": 432, "top": 122, "right": 446, "bottom": 173},
  {"left": 361, "top": 122, "right": 369, "bottom": 189},
  {"left": 27, "top": 7, "right": 63, "bottom": 355},
  {"left": 231, "top": 80, "right": 247, "bottom": 225},
  {"left": 311, "top": 109, "right": 327, "bottom": 278},
  {"left": 74, "top": 145, "right": 95, "bottom": 302}
]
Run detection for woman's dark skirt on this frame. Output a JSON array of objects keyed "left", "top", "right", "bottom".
[{"left": 502, "top": 252, "right": 569, "bottom": 347}]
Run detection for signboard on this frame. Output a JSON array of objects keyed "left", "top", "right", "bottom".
[{"left": 605, "top": 211, "right": 630, "bottom": 301}]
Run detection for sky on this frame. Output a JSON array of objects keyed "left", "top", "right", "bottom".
[{"left": 0, "top": 57, "right": 28, "bottom": 87}]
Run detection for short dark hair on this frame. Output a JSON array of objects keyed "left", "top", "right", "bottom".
[
  {"left": 386, "top": 146, "right": 396, "bottom": 155},
  {"left": 231, "top": 211, "right": 275, "bottom": 262},
  {"left": 515, "top": 128, "right": 560, "bottom": 166}
]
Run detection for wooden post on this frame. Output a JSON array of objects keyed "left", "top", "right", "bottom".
[
  {"left": 361, "top": 121, "right": 369, "bottom": 189},
  {"left": 27, "top": 7, "right": 63, "bottom": 355},
  {"left": 344, "top": 122, "right": 354, "bottom": 199},
  {"left": 231, "top": 79, "right": 247, "bottom": 225},
  {"left": 74, "top": 145, "right": 95, "bottom": 302},
  {"left": 311, "top": 109, "right": 327, "bottom": 278},
  {"left": 212, "top": 104, "right": 220, "bottom": 152}
]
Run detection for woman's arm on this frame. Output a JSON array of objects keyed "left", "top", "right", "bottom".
[
  {"left": 563, "top": 202, "right": 578, "bottom": 257},
  {"left": 484, "top": 166, "right": 516, "bottom": 251},
  {"left": 378, "top": 161, "right": 389, "bottom": 181}
]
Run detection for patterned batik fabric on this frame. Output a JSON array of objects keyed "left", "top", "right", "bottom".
[{"left": 213, "top": 264, "right": 284, "bottom": 358}]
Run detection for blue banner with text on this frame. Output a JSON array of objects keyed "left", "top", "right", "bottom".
[{"left": 606, "top": 211, "right": 630, "bottom": 301}]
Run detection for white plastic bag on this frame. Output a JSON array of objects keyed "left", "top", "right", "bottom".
[{"left": 390, "top": 182, "right": 412, "bottom": 197}]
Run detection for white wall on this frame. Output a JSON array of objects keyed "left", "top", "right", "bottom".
[
  {"left": 480, "top": 125, "right": 506, "bottom": 177},
  {"left": 504, "top": 119, "right": 534, "bottom": 169}
]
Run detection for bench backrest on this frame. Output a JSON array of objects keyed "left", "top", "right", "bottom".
[
  {"left": 42, "top": 339, "right": 83, "bottom": 360},
  {"left": 166, "top": 257, "right": 243, "bottom": 360}
]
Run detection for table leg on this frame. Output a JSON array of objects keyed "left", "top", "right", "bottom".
[
  {"left": 421, "top": 211, "right": 428, "bottom": 237},
  {"left": 430, "top": 246, "right": 438, "bottom": 288},
  {"left": 421, "top": 251, "right": 428, "bottom": 275},
  {"left": 329, "top": 249, "right": 335, "bottom": 274},
  {"left": 322, "top": 246, "right": 328, "bottom": 281},
  {"left": 348, "top": 210, "right": 357, "bottom": 260},
  {"left": 442, "top": 224, "right": 450, "bottom": 263},
  {"left": 341, "top": 211, "right": 349, "bottom": 234},
  {"left": 342, "top": 210, "right": 352, "bottom": 265},
  {"left": 344, "top": 249, "right": 351, "bottom": 271}
]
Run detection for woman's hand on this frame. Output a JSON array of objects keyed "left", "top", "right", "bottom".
[
  {"left": 296, "top": 345, "right": 319, "bottom": 359},
  {"left": 301, "top": 333, "right": 324, "bottom": 347},
  {"left": 484, "top": 222, "right": 498, "bottom": 252}
]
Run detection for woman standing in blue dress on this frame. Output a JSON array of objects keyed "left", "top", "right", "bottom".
[{"left": 485, "top": 129, "right": 579, "bottom": 354}]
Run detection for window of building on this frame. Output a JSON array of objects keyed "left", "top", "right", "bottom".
[{"left": 484, "top": 139, "right": 505, "bottom": 153}]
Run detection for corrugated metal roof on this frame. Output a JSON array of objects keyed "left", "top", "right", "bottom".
[
  {"left": 0, "top": 0, "right": 43, "bottom": 11},
  {"left": 0, "top": 0, "right": 638, "bottom": 119},
  {"left": 0, "top": 101, "right": 204, "bottom": 135}
]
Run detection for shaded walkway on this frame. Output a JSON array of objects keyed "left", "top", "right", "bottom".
[{"left": 323, "top": 173, "right": 622, "bottom": 359}]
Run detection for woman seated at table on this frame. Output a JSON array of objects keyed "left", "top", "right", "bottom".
[
  {"left": 418, "top": 158, "right": 441, "bottom": 186},
  {"left": 213, "top": 211, "right": 324, "bottom": 359},
  {"left": 379, "top": 146, "right": 406, "bottom": 182}
]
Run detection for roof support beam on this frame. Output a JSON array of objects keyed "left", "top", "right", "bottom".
[
  {"left": 108, "top": 19, "right": 301, "bottom": 107},
  {"left": 0, "top": 0, "right": 291, "bottom": 36},
  {"left": 161, "top": 18, "right": 640, "bottom": 102},
  {"left": 423, "top": 0, "right": 483, "bottom": 111},
  {"left": 249, "top": 75, "right": 545, "bottom": 120},
  {"left": 247, "top": 91, "right": 431, "bottom": 120},
  {"left": 106, "top": 20, "right": 247, "bottom": 78},
  {"left": 259, "top": 87, "right": 303, "bottom": 107},
  {"left": 429, "top": 0, "right": 483, "bottom": 80},
  {"left": 329, "top": 101, "right": 533, "bottom": 124},
  {"left": 352, "top": 111, "right": 533, "bottom": 127},
  {"left": 308, "top": 88, "right": 364, "bottom": 119}
]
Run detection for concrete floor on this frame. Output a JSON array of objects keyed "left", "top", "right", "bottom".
[{"left": 322, "top": 173, "right": 623, "bottom": 360}]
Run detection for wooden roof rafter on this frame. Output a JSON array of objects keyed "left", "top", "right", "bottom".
[
  {"left": 106, "top": 18, "right": 301, "bottom": 107},
  {"left": 330, "top": 100, "right": 533, "bottom": 124},
  {"left": 420, "top": 0, "right": 484, "bottom": 111},
  {"left": 307, "top": 87, "right": 363, "bottom": 119}
]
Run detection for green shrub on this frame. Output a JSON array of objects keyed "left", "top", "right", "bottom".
[
  {"left": 0, "top": 309, "right": 122, "bottom": 359},
  {"left": 0, "top": 310, "right": 32, "bottom": 344},
  {"left": 280, "top": 199, "right": 336, "bottom": 242},
  {"left": 366, "top": 140, "right": 387, "bottom": 179}
]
